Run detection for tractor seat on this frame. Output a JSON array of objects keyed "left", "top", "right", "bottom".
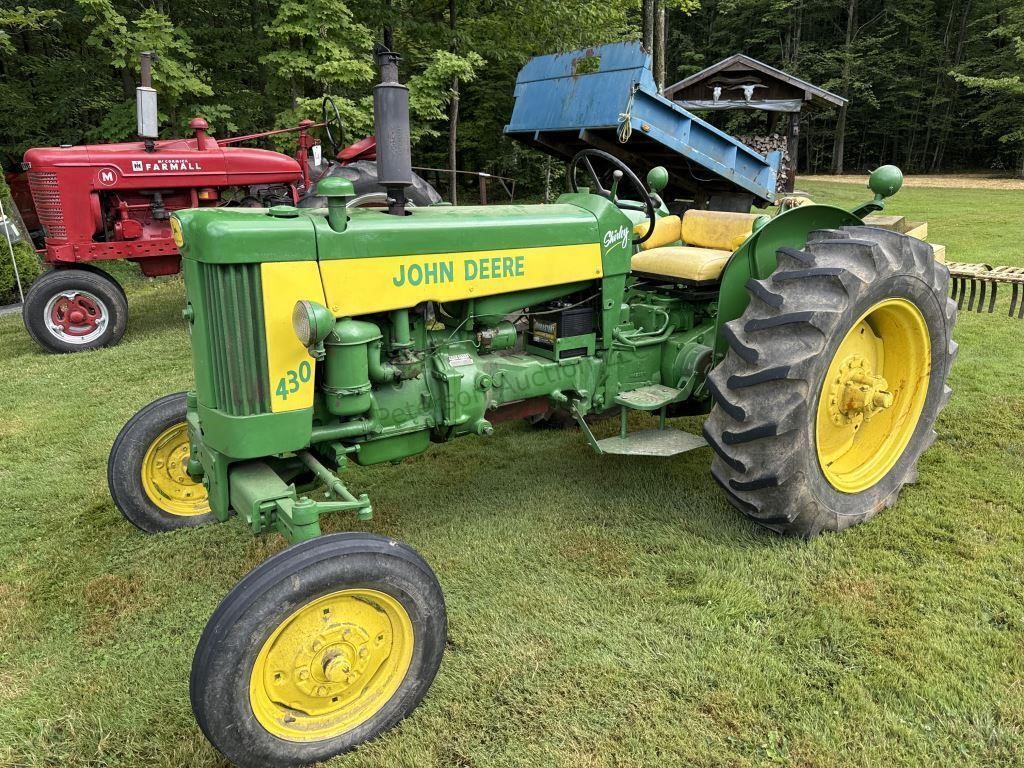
[{"left": 631, "top": 210, "right": 766, "bottom": 283}]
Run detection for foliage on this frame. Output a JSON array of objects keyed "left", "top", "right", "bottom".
[
  {"left": 0, "top": 175, "right": 41, "bottom": 304},
  {"left": 260, "top": 0, "right": 375, "bottom": 143},
  {"left": 2, "top": 0, "right": 1024, "bottom": 194},
  {"left": 77, "top": 1, "right": 226, "bottom": 139},
  {"left": 952, "top": 4, "right": 1024, "bottom": 174},
  {"left": 668, "top": 0, "right": 1024, "bottom": 175},
  {"left": 0, "top": 5, "right": 59, "bottom": 54}
]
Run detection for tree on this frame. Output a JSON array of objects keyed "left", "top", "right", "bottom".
[
  {"left": 0, "top": 5, "right": 58, "bottom": 55},
  {"left": 78, "top": 0, "right": 224, "bottom": 139},
  {"left": 260, "top": 0, "right": 376, "bottom": 136},
  {"left": 953, "top": 2, "right": 1024, "bottom": 175}
]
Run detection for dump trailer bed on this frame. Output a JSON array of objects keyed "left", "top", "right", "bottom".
[{"left": 504, "top": 42, "right": 781, "bottom": 209}]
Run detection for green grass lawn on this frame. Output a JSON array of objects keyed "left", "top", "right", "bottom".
[{"left": 1, "top": 181, "right": 1022, "bottom": 768}]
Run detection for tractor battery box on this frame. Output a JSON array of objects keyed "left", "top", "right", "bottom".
[{"left": 528, "top": 305, "right": 595, "bottom": 360}]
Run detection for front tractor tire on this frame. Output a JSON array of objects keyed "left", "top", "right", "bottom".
[
  {"left": 107, "top": 392, "right": 216, "bottom": 532},
  {"left": 704, "top": 227, "right": 957, "bottom": 537},
  {"left": 22, "top": 266, "right": 128, "bottom": 353},
  {"left": 191, "top": 533, "right": 447, "bottom": 768}
]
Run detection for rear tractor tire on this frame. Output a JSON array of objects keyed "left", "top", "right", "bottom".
[
  {"left": 191, "top": 533, "right": 447, "bottom": 768},
  {"left": 22, "top": 266, "right": 128, "bottom": 353},
  {"left": 704, "top": 227, "right": 956, "bottom": 537},
  {"left": 107, "top": 392, "right": 216, "bottom": 532}
]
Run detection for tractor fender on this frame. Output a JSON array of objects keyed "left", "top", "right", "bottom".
[{"left": 712, "top": 204, "right": 863, "bottom": 357}]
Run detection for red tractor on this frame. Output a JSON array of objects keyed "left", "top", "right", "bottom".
[{"left": 12, "top": 56, "right": 439, "bottom": 353}]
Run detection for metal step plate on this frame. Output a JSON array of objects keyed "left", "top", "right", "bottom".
[
  {"left": 597, "top": 428, "right": 706, "bottom": 457},
  {"left": 614, "top": 384, "right": 681, "bottom": 411}
]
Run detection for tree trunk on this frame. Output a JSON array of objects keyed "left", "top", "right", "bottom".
[
  {"left": 449, "top": 78, "right": 459, "bottom": 204},
  {"left": 642, "top": 0, "right": 654, "bottom": 50},
  {"left": 831, "top": 0, "right": 856, "bottom": 175},
  {"left": 931, "top": 0, "right": 973, "bottom": 172},
  {"left": 832, "top": 104, "right": 848, "bottom": 175},
  {"left": 448, "top": 0, "right": 458, "bottom": 204},
  {"left": 654, "top": 1, "right": 666, "bottom": 90}
]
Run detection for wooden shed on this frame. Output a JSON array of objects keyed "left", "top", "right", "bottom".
[{"left": 663, "top": 55, "right": 846, "bottom": 192}]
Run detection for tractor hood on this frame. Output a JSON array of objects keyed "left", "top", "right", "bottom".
[
  {"left": 24, "top": 139, "right": 301, "bottom": 192},
  {"left": 173, "top": 193, "right": 634, "bottom": 318}
]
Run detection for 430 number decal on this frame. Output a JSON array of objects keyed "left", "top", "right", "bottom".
[{"left": 275, "top": 360, "right": 312, "bottom": 400}]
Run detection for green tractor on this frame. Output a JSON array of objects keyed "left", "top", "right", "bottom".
[{"left": 107, "top": 48, "right": 955, "bottom": 768}]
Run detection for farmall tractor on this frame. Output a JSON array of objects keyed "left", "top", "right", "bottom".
[
  {"left": 13, "top": 52, "right": 437, "bottom": 353},
  {"left": 106, "top": 47, "right": 955, "bottom": 767}
]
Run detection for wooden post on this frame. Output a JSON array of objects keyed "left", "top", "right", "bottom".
[
  {"left": 787, "top": 111, "right": 799, "bottom": 192},
  {"left": 478, "top": 173, "right": 488, "bottom": 205}
]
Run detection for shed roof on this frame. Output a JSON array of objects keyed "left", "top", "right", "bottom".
[{"left": 663, "top": 54, "right": 847, "bottom": 111}]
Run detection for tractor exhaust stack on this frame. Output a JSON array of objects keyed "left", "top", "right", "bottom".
[
  {"left": 137, "top": 51, "right": 159, "bottom": 148},
  {"left": 372, "top": 44, "right": 413, "bottom": 216}
]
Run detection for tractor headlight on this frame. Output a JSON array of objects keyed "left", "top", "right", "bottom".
[{"left": 292, "top": 300, "right": 334, "bottom": 348}]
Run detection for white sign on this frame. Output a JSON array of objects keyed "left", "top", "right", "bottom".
[{"left": 127, "top": 158, "right": 204, "bottom": 173}]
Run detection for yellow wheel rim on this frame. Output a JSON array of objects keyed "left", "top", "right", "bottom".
[
  {"left": 815, "top": 298, "right": 931, "bottom": 493},
  {"left": 250, "top": 589, "right": 415, "bottom": 742},
  {"left": 140, "top": 423, "right": 210, "bottom": 516}
]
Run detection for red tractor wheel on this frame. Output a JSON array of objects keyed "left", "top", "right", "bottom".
[{"left": 22, "top": 267, "right": 128, "bottom": 353}]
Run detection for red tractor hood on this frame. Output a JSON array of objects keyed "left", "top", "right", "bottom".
[{"left": 24, "top": 137, "right": 302, "bottom": 191}]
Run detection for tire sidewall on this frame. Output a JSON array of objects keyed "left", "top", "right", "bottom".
[
  {"left": 23, "top": 268, "right": 128, "bottom": 353},
  {"left": 107, "top": 392, "right": 216, "bottom": 532},
  {"left": 193, "top": 541, "right": 446, "bottom": 768},
  {"left": 802, "top": 273, "right": 950, "bottom": 519}
]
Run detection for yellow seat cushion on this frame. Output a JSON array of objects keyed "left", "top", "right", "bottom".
[
  {"left": 631, "top": 245, "right": 734, "bottom": 282},
  {"left": 633, "top": 214, "right": 681, "bottom": 250},
  {"left": 681, "top": 210, "right": 761, "bottom": 251}
]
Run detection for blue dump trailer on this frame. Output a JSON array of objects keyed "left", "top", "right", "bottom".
[{"left": 505, "top": 42, "right": 781, "bottom": 210}]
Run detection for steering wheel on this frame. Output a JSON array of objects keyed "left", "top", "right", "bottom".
[
  {"left": 568, "top": 149, "right": 657, "bottom": 244},
  {"left": 321, "top": 96, "right": 344, "bottom": 156}
]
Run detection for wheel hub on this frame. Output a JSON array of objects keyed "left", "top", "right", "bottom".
[
  {"left": 250, "top": 589, "right": 413, "bottom": 741},
  {"left": 44, "top": 290, "right": 109, "bottom": 344},
  {"left": 272, "top": 623, "right": 378, "bottom": 713},
  {"left": 140, "top": 423, "right": 210, "bottom": 516},
  {"left": 827, "top": 355, "right": 895, "bottom": 426},
  {"left": 815, "top": 298, "right": 931, "bottom": 494}
]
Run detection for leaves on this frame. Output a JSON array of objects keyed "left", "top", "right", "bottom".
[{"left": 1, "top": 0, "right": 1024, "bottom": 183}]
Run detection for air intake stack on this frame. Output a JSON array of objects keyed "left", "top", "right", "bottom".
[
  {"left": 136, "top": 51, "right": 159, "bottom": 151},
  {"left": 372, "top": 44, "right": 414, "bottom": 216}
]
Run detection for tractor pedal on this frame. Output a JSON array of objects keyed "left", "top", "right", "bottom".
[
  {"left": 614, "top": 384, "right": 681, "bottom": 411},
  {"left": 596, "top": 428, "right": 706, "bottom": 457}
]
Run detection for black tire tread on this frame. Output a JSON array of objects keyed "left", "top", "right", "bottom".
[
  {"left": 190, "top": 533, "right": 447, "bottom": 768},
  {"left": 703, "top": 226, "right": 957, "bottom": 537},
  {"left": 107, "top": 392, "right": 217, "bottom": 532},
  {"left": 22, "top": 267, "right": 128, "bottom": 353}
]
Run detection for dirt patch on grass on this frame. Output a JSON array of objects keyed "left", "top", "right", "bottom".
[
  {"left": 83, "top": 573, "right": 146, "bottom": 644},
  {"left": 800, "top": 173, "right": 1024, "bottom": 190}
]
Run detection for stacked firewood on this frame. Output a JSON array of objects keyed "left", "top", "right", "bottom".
[{"left": 738, "top": 134, "right": 792, "bottom": 192}]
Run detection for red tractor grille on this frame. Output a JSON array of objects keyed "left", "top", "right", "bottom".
[{"left": 27, "top": 171, "right": 67, "bottom": 240}]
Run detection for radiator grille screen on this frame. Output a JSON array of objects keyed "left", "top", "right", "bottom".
[
  {"left": 199, "top": 262, "right": 270, "bottom": 416},
  {"left": 27, "top": 171, "right": 66, "bottom": 240}
]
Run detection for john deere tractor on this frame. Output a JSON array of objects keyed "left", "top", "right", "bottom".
[{"left": 106, "top": 47, "right": 955, "bottom": 768}]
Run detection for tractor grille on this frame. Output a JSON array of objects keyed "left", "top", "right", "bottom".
[
  {"left": 198, "top": 262, "right": 270, "bottom": 416},
  {"left": 27, "top": 171, "right": 66, "bottom": 240}
]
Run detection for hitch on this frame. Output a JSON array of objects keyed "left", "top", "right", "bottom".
[{"left": 228, "top": 455, "right": 372, "bottom": 544}]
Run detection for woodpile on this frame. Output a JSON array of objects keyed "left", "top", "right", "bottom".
[{"left": 739, "top": 134, "right": 792, "bottom": 192}]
